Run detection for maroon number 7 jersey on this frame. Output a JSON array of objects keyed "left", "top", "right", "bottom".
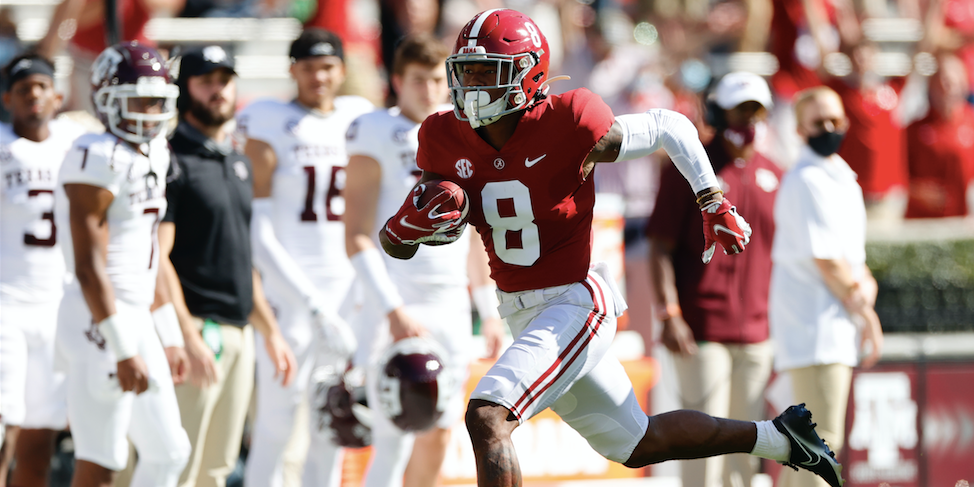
[{"left": 417, "top": 88, "right": 615, "bottom": 292}]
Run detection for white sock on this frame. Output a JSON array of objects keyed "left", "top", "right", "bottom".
[{"left": 750, "top": 420, "right": 791, "bottom": 462}]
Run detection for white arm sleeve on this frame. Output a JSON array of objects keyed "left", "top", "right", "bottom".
[
  {"left": 614, "top": 109, "right": 720, "bottom": 194},
  {"left": 251, "top": 197, "right": 322, "bottom": 309},
  {"left": 350, "top": 248, "right": 404, "bottom": 315},
  {"left": 151, "top": 303, "right": 185, "bottom": 348}
]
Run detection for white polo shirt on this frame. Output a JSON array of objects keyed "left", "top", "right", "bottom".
[{"left": 769, "top": 146, "right": 867, "bottom": 371}]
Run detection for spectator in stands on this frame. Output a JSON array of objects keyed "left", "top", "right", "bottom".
[
  {"left": 159, "top": 45, "right": 295, "bottom": 487},
  {"left": 825, "top": 39, "right": 910, "bottom": 220},
  {"left": 770, "top": 86, "right": 884, "bottom": 487},
  {"left": 647, "top": 72, "right": 780, "bottom": 487},
  {"left": 35, "top": 0, "right": 185, "bottom": 111},
  {"left": 905, "top": 53, "right": 974, "bottom": 218}
]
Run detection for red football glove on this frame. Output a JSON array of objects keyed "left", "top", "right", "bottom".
[
  {"left": 700, "top": 198, "right": 751, "bottom": 264},
  {"left": 383, "top": 183, "right": 468, "bottom": 246}
]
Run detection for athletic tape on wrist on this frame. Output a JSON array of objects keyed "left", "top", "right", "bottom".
[
  {"left": 350, "top": 248, "right": 404, "bottom": 314},
  {"left": 152, "top": 303, "right": 185, "bottom": 348},
  {"left": 99, "top": 311, "right": 141, "bottom": 361},
  {"left": 472, "top": 284, "right": 501, "bottom": 321}
]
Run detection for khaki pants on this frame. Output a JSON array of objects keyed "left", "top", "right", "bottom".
[
  {"left": 778, "top": 364, "right": 853, "bottom": 487},
  {"left": 176, "top": 322, "right": 255, "bottom": 487},
  {"left": 672, "top": 340, "right": 774, "bottom": 487}
]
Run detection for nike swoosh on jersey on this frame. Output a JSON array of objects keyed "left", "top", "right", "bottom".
[
  {"left": 713, "top": 224, "right": 744, "bottom": 239},
  {"left": 525, "top": 154, "right": 547, "bottom": 167},
  {"left": 399, "top": 216, "right": 436, "bottom": 233}
]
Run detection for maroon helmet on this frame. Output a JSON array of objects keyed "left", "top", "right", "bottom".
[
  {"left": 90, "top": 41, "right": 178, "bottom": 143},
  {"left": 314, "top": 369, "right": 373, "bottom": 448},
  {"left": 376, "top": 338, "right": 453, "bottom": 432},
  {"left": 447, "top": 9, "right": 551, "bottom": 127}
]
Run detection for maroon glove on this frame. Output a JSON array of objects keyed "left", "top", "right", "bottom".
[
  {"left": 384, "top": 182, "right": 467, "bottom": 246},
  {"left": 700, "top": 198, "right": 751, "bottom": 263}
]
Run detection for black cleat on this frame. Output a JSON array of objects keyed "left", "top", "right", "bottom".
[{"left": 773, "top": 404, "right": 845, "bottom": 487}]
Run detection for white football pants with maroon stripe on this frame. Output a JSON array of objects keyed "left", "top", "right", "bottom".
[{"left": 470, "top": 264, "right": 649, "bottom": 463}]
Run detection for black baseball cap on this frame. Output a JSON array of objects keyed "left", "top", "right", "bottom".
[
  {"left": 289, "top": 28, "right": 344, "bottom": 62},
  {"left": 4, "top": 54, "right": 56, "bottom": 91},
  {"left": 177, "top": 45, "right": 236, "bottom": 84}
]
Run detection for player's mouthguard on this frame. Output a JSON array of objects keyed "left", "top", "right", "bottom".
[{"left": 464, "top": 91, "right": 489, "bottom": 128}]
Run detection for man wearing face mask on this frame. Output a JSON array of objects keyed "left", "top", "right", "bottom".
[
  {"left": 646, "top": 71, "right": 782, "bottom": 487},
  {"left": 769, "top": 86, "right": 883, "bottom": 487}
]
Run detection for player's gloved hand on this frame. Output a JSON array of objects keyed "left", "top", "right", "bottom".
[
  {"left": 384, "top": 184, "right": 466, "bottom": 246},
  {"left": 311, "top": 304, "right": 357, "bottom": 359},
  {"left": 700, "top": 197, "right": 751, "bottom": 264}
]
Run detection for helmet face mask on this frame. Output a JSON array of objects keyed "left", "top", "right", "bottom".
[
  {"left": 93, "top": 78, "right": 179, "bottom": 144},
  {"left": 90, "top": 42, "right": 179, "bottom": 144},
  {"left": 447, "top": 9, "right": 550, "bottom": 128}
]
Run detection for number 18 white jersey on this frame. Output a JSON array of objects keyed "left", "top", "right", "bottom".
[
  {"left": 55, "top": 133, "right": 169, "bottom": 307},
  {"left": 1, "top": 119, "right": 86, "bottom": 304},
  {"left": 237, "top": 96, "right": 374, "bottom": 289}
]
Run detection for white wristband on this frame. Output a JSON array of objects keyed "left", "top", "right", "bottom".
[
  {"left": 99, "top": 312, "right": 141, "bottom": 361},
  {"left": 350, "top": 248, "right": 404, "bottom": 314},
  {"left": 152, "top": 303, "right": 185, "bottom": 348},
  {"left": 472, "top": 284, "right": 501, "bottom": 321}
]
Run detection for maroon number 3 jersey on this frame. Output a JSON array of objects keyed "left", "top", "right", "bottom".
[{"left": 417, "top": 88, "right": 614, "bottom": 292}]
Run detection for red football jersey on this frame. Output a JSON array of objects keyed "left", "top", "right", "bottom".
[{"left": 417, "top": 89, "right": 615, "bottom": 292}]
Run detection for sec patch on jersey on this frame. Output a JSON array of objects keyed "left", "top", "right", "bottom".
[{"left": 415, "top": 179, "right": 468, "bottom": 246}]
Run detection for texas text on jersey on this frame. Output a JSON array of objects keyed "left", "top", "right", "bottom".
[
  {"left": 237, "top": 95, "right": 373, "bottom": 287},
  {"left": 55, "top": 132, "right": 170, "bottom": 307},
  {"left": 416, "top": 88, "right": 614, "bottom": 292},
  {"left": 0, "top": 119, "right": 86, "bottom": 304}
]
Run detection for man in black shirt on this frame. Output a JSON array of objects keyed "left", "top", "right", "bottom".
[{"left": 157, "top": 45, "right": 296, "bottom": 487}]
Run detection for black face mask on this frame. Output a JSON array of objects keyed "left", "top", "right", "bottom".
[{"left": 808, "top": 131, "right": 846, "bottom": 157}]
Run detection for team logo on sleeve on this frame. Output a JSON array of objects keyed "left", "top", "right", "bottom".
[
  {"left": 286, "top": 119, "right": 300, "bottom": 135},
  {"left": 455, "top": 158, "right": 474, "bottom": 179},
  {"left": 233, "top": 160, "right": 249, "bottom": 181},
  {"left": 393, "top": 127, "right": 409, "bottom": 143}
]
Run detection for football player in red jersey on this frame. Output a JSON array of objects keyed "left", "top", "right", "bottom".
[{"left": 380, "top": 9, "right": 844, "bottom": 487}]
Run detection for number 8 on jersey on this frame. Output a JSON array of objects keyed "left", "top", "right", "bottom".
[{"left": 482, "top": 181, "right": 539, "bottom": 266}]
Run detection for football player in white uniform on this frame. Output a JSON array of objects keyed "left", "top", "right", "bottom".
[
  {"left": 54, "top": 42, "right": 190, "bottom": 487},
  {"left": 239, "top": 28, "right": 372, "bottom": 487},
  {"left": 0, "top": 53, "right": 85, "bottom": 487},
  {"left": 341, "top": 34, "right": 505, "bottom": 487}
]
